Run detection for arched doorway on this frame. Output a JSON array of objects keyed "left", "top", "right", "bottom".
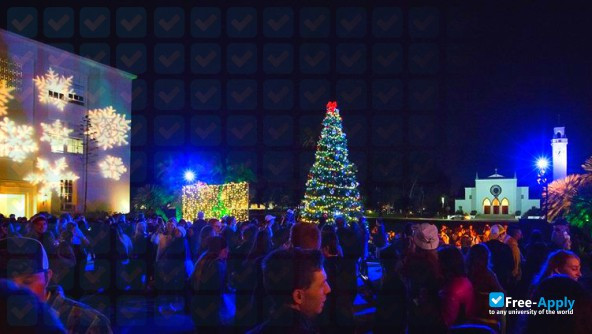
[
  {"left": 492, "top": 198, "right": 501, "bottom": 214},
  {"left": 501, "top": 198, "right": 509, "bottom": 214},
  {"left": 483, "top": 198, "right": 491, "bottom": 214}
]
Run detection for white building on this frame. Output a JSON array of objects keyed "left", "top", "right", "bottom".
[
  {"left": 0, "top": 29, "right": 135, "bottom": 217},
  {"left": 455, "top": 170, "right": 539, "bottom": 216},
  {"left": 552, "top": 126, "right": 568, "bottom": 181}
]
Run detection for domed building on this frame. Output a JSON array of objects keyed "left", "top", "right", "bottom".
[{"left": 454, "top": 169, "right": 540, "bottom": 217}]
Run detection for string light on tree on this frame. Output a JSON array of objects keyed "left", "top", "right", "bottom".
[
  {"left": 300, "top": 101, "right": 363, "bottom": 223},
  {"left": 40, "top": 119, "right": 73, "bottom": 148},
  {"left": 182, "top": 181, "right": 249, "bottom": 221},
  {"left": 0, "top": 80, "right": 15, "bottom": 116},
  {"left": 33, "top": 68, "right": 74, "bottom": 111},
  {"left": 0, "top": 117, "right": 38, "bottom": 162},
  {"left": 24, "top": 157, "right": 79, "bottom": 197},
  {"left": 87, "top": 106, "right": 131, "bottom": 150},
  {"left": 98, "top": 155, "right": 127, "bottom": 180}
]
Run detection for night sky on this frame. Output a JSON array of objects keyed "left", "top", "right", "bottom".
[{"left": 2, "top": 1, "right": 592, "bottom": 209}]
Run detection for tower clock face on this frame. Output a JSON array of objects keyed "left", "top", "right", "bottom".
[{"left": 490, "top": 185, "right": 502, "bottom": 197}]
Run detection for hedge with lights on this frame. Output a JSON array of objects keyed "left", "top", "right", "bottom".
[{"left": 182, "top": 181, "right": 249, "bottom": 221}]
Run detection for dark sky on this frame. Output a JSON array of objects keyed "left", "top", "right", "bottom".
[
  {"left": 2, "top": 1, "right": 592, "bottom": 205},
  {"left": 445, "top": 2, "right": 592, "bottom": 191}
]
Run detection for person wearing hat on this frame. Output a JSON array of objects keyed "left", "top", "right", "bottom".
[
  {"left": 413, "top": 223, "right": 440, "bottom": 251},
  {"left": 401, "top": 223, "right": 447, "bottom": 333},
  {"left": 0, "top": 237, "right": 112, "bottom": 333},
  {"left": 485, "top": 224, "right": 515, "bottom": 290}
]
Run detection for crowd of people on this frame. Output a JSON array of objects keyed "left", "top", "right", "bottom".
[{"left": 1, "top": 210, "right": 592, "bottom": 333}]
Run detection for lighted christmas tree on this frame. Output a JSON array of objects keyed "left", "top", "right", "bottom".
[{"left": 301, "top": 101, "right": 363, "bottom": 223}]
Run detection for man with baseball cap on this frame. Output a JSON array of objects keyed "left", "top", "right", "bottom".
[{"left": 0, "top": 237, "right": 112, "bottom": 333}]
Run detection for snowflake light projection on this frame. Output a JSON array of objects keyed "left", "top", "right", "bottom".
[
  {"left": 25, "top": 157, "right": 79, "bottom": 197},
  {"left": 98, "top": 155, "right": 127, "bottom": 180},
  {"left": 87, "top": 106, "right": 131, "bottom": 150},
  {"left": 40, "top": 120, "right": 73, "bottom": 148},
  {"left": 0, "top": 80, "right": 15, "bottom": 116},
  {"left": 0, "top": 117, "right": 38, "bottom": 162},
  {"left": 33, "top": 68, "right": 74, "bottom": 111}
]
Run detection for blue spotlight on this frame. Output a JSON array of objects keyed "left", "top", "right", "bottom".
[
  {"left": 184, "top": 170, "right": 196, "bottom": 183},
  {"left": 536, "top": 157, "right": 549, "bottom": 171}
]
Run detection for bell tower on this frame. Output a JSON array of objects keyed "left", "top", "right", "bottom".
[{"left": 551, "top": 126, "right": 568, "bottom": 181}]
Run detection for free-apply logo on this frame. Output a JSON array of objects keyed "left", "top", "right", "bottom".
[
  {"left": 488, "top": 291, "right": 575, "bottom": 313},
  {"left": 489, "top": 292, "right": 504, "bottom": 308}
]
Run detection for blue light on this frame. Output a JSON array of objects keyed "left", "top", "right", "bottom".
[
  {"left": 536, "top": 157, "right": 549, "bottom": 171},
  {"left": 184, "top": 170, "right": 196, "bottom": 182}
]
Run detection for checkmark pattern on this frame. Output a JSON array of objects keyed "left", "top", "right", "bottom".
[{"left": 3, "top": 3, "right": 446, "bottom": 223}]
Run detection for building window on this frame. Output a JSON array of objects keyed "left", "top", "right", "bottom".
[
  {"left": 48, "top": 90, "right": 85, "bottom": 106},
  {"left": 469, "top": 195, "right": 472, "bottom": 199},
  {"left": 67, "top": 93, "right": 85, "bottom": 106},
  {"left": 60, "top": 180, "right": 74, "bottom": 211},
  {"left": 521, "top": 195, "right": 524, "bottom": 199},
  {"left": 51, "top": 138, "right": 84, "bottom": 154}
]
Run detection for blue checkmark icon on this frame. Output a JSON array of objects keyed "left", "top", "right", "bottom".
[{"left": 489, "top": 292, "right": 504, "bottom": 308}]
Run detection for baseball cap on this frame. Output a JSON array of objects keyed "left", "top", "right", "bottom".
[
  {"left": 0, "top": 238, "right": 49, "bottom": 279},
  {"left": 265, "top": 215, "right": 276, "bottom": 222}
]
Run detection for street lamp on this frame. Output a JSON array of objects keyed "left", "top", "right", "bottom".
[
  {"left": 183, "top": 170, "right": 196, "bottom": 183},
  {"left": 536, "top": 157, "right": 549, "bottom": 221}
]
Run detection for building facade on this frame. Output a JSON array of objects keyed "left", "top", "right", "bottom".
[
  {"left": 455, "top": 170, "right": 539, "bottom": 216},
  {"left": 0, "top": 29, "right": 134, "bottom": 217}
]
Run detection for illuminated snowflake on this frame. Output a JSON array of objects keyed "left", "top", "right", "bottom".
[
  {"left": 98, "top": 155, "right": 127, "bottom": 180},
  {"left": 0, "top": 117, "right": 38, "bottom": 162},
  {"left": 87, "top": 106, "right": 131, "bottom": 150},
  {"left": 25, "top": 157, "right": 79, "bottom": 197},
  {"left": 40, "top": 119, "right": 73, "bottom": 148},
  {"left": 33, "top": 67, "right": 74, "bottom": 111},
  {"left": 0, "top": 80, "right": 15, "bottom": 116}
]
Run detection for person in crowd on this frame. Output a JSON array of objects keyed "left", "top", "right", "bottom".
[
  {"left": 247, "top": 247, "right": 331, "bottom": 334},
  {"left": 531, "top": 250, "right": 582, "bottom": 291},
  {"left": 114, "top": 223, "right": 133, "bottom": 261},
  {"left": 132, "top": 219, "right": 149, "bottom": 256},
  {"left": 0, "top": 279, "right": 66, "bottom": 333},
  {"left": 155, "top": 226, "right": 193, "bottom": 292},
  {"left": 153, "top": 219, "right": 176, "bottom": 261},
  {"left": 209, "top": 218, "right": 223, "bottom": 236},
  {"left": 284, "top": 209, "right": 296, "bottom": 226},
  {"left": 290, "top": 222, "right": 321, "bottom": 250},
  {"left": 0, "top": 237, "right": 112, "bottom": 333},
  {"left": 550, "top": 218, "right": 572, "bottom": 250},
  {"left": 371, "top": 218, "right": 388, "bottom": 258},
  {"left": 7, "top": 214, "right": 22, "bottom": 236},
  {"left": 401, "top": 223, "right": 445, "bottom": 333},
  {"left": 467, "top": 244, "right": 504, "bottom": 330},
  {"left": 505, "top": 226, "right": 524, "bottom": 281},
  {"left": 195, "top": 224, "right": 215, "bottom": 260},
  {"left": 485, "top": 224, "right": 515, "bottom": 290},
  {"left": 235, "top": 229, "right": 273, "bottom": 328},
  {"left": 523, "top": 229, "right": 549, "bottom": 283},
  {"left": 0, "top": 220, "right": 8, "bottom": 239},
  {"left": 190, "top": 236, "right": 230, "bottom": 329},
  {"left": 319, "top": 225, "right": 354, "bottom": 333},
  {"left": 26, "top": 215, "right": 57, "bottom": 256},
  {"left": 438, "top": 246, "right": 475, "bottom": 328},
  {"left": 524, "top": 275, "right": 592, "bottom": 333},
  {"left": 189, "top": 212, "right": 207, "bottom": 258}
]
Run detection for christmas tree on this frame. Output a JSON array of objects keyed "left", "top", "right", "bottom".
[{"left": 301, "top": 101, "right": 363, "bottom": 223}]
